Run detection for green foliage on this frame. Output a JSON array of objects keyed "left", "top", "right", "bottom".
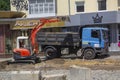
[{"left": 0, "top": 0, "right": 10, "bottom": 11}]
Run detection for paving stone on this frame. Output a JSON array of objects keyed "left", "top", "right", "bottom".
[
  {"left": 41, "top": 74, "right": 66, "bottom": 80},
  {"left": 69, "top": 65, "right": 91, "bottom": 80}
]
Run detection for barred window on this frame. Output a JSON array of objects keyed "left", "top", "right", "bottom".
[
  {"left": 29, "top": 0, "right": 55, "bottom": 14},
  {"left": 98, "top": 0, "right": 106, "bottom": 10},
  {"left": 118, "top": 0, "right": 120, "bottom": 6},
  {"left": 75, "top": 1, "right": 84, "bottom": 12}
]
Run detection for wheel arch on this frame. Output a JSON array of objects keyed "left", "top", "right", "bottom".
[
  {"left": 43, "top": 46, "right": 57, "bottom": 52},
  {"left": 82, "top": 47, "right": 95, "bottom": 53}
]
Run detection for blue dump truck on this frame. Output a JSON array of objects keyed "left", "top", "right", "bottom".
[{"left": 37, "top": 27, "right": 109, "bottom": 59}]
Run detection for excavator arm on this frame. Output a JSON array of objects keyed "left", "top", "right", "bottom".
[{"left": 30, "top": 18, "right": 60, "bottom": 54}]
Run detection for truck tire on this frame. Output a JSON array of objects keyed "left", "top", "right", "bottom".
[
  {"left": 83, "top": 49, "right": 95, "bottom": 60},
  {"left": 45, "top": 48, "right": 57, "bottom": 59}
]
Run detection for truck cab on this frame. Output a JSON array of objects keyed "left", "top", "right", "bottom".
[{"left": 81, "top": 27, "right": 108, "bottom": 59}]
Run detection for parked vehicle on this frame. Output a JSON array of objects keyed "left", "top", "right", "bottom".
[{"left": 37, "top": 27, "right": 109, "bottom": 59}]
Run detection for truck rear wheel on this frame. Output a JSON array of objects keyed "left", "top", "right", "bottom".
[
  {"left": 45, "top": 48, "right": 57, "bottom": 59},
  {"left": 83, "top": 49, "right": 95, "bottom": 59}
]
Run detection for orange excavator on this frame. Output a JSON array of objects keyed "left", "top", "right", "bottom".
[{"left": 10, "top": 17, "right": 64, "bottom": 64}]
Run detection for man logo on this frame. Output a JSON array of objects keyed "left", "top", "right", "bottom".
[{"left": 92, "top": 13, "right": 103, "bottom": 23}]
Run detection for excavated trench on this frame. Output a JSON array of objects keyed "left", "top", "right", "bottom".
[{"left": 0, "top": 56, "right": 120, "bottom": 71}]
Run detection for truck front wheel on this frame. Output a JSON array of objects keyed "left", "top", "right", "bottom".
[
  {"left": 45, "top": 48, "right": 57, "bottom": 59},
  {"left": 83, "top": 49, "right": 95, "bottom": 60}
]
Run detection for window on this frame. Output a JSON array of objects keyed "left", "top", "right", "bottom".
[
  {"left": 76, "top": 1, "right": 84, "bottom": 12},
  {"left": 29, "top": 0, "right": 55, "bottom": 14},
  {"left": 39, "top": 4, "right": 43, "bottom": 13},
  {"left": 34, "top": 4, "right": 38, "bottom": 13},
  {"left": 49, "top": 4, "right": 54, "bottom": 13},
  {"left": 29, "top": 4, "right": 34, "bottom": 14},
  {"left": 91, "top": 30, "right": 100, "bottom": 38},
  {"left": 102, "top": 30, "right": 108, "bottom": 40},
  {"left": 29, "top": 0, "right": 36, "bottom": 4},
  {"left": 37, "top": 0, "right": 45, "bottom": 3},
  {"left": 98, "top": 0, "right": 106, "bottom": 10},
  {"left": 118, "top": 25, "right": 120, "bottom": 41},
  {"left": 118, "top": 0, "right": 120, "bottom": 6},
  {"left": 46, "top": 0, "right": 53, "bottom": 2}
]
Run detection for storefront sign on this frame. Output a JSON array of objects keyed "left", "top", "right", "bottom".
[
  {"left": 12, "top": 19, "right": 40, "bottom": 29},
  {"left": 92, "top": 13, "right": 103, "bottom": 23},
  {"left": 12, "top": 19, "right": 65, "bottom": 30}
]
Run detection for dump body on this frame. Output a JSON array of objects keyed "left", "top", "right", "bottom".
[{"left": 37, "top": 32, "right": 80, "bottom": 47}]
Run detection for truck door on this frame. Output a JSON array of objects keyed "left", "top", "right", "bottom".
[{"left": 82, "top": 29, "right": 100, "bottom": 48}]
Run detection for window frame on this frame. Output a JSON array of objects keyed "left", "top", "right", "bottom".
[
  {"left": 98, "top": 0, "right": 106, "bottom": 11},
  {"left": 118, "top": 0, "right": 120, "bottom": 7},
  {"left": 75, "top": 1, "right": 85, "bottom": 12},
  {"left": 29, "top": 0, "right": 55, "bottom": 15}
]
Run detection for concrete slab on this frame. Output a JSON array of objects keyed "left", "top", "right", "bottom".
[
  {"left": 41, "top": 74, "right": 66, "bottom": 80},
  {"left": 0, "top": 71, "right": 39, "bottom": 80},
  {"left": 69, "top": 65, "right": 91, "bottom": 80}
]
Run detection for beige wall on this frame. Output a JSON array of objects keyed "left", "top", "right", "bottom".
[
  {"left": 57, "top": 0, "right": 119, "bottom": 16},
  {"left": 56, "top": 0, "right": 69, "bottom": 16},
  {"left": 107, "top": 0, "right": 118, "bottom": 11},
  {"left": 85, "top": 0, "right": 98, "bottom": 12},
  {"left": 10, "top": 0, "right": 119, "bottom": 17},
  {"left": 85, "top": 0, "right": 118, "bottom": 12}
]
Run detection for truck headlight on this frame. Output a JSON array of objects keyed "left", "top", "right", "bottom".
[{"left": 94, "top": 44, "right": 100, "bottom": 47}]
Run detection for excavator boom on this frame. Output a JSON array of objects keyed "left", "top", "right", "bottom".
[{"left": 30, "top": 18, "right": 60, "bottom": 54}]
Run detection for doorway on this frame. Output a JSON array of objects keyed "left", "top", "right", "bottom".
[{"left": 0, "top": 26, "right": 5, "bottom": 53}]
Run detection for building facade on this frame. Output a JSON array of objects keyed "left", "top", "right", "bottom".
[
  {"left": 10, "top": 0, "right": 119, "bottom": 17},
  {"left": 9, "top": 0, "right": 120, "bottom": 52},
  {"left": 0, "top": 11, "right": 25, "bottom": 54}
]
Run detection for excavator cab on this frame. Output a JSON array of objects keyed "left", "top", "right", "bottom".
[
  {"left": 12, "top": 36, "right": 40, "bottom": 64},
  {"left": 17, "top": 36, "right": 29, "bottom": 49}
]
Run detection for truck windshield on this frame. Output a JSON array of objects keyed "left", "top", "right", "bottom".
[{"left": 102, "top": 30, "right": 108, "bottom": 40}]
